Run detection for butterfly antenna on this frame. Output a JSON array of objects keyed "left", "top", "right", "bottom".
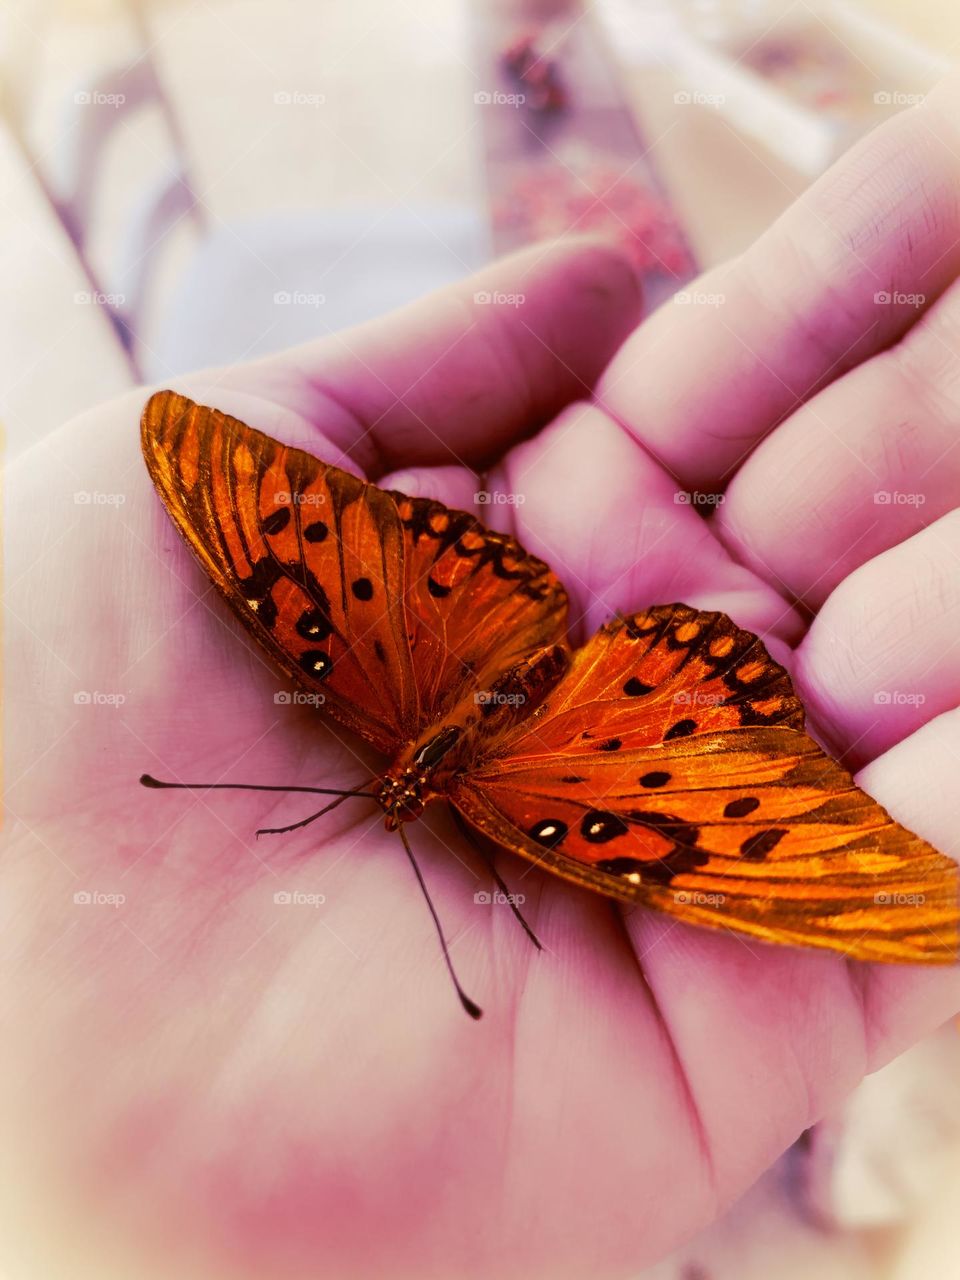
[
  {"left": 256, "top": 785, "right": 374, "bottom": 837},
  {"left": 397, "top": 823, "right": 482, "bottom": 1021},
  {"left": 141, "top": 774, "right": 377, "bottom": 838},
  {"left": 141, "top": 774, "right": 376, "bottom": 799}
]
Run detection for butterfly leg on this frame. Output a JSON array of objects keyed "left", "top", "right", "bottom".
[{"left": 451, "top": 807, "right": 543, "bottom": 951}]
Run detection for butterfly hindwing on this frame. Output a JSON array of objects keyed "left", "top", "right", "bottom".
[
  {"left": 450, "top": 606, "right": 959, "bottom": 962},
  {"left": 141, "top": 391, "right": 568, "bottom": 752}
]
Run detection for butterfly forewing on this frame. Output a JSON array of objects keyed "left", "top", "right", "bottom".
[
  {"left": 141, "top": 391, "right": 567, "bottom": 750},
  {"left": 450, "top": 606, "right": 959, "bottom": 962}
]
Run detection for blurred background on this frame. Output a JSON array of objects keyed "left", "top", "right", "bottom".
[{"left": 2, "top": 1, "right": 960, "bottom": 1276}]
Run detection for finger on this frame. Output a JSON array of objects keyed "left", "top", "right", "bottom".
[
  {"left": 794, "top": 510, "right": 960, "bottom": 766},
  {"left": 717, "top": 270, "right": 960, "bottom": 608},
  {"left": 597, "top": 70, "right": 960, "bottom": 489},
  {"left": 855, "top": 707, "right": 960, "bottom": 1066},
  {"left": 487, "top": 402, "right": 802, "bottom": 645},
  {"left": 376, "top": 463, "right": 481, "bottom": 513},
  {"left": 249, "top": 237, "right": 642, "bottom": 477}
]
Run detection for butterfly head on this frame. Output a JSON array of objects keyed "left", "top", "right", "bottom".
[
  {"left": 376, "top": 771, "right": 427, "bottom": 830},
  {"left": 376, "top": 726, "right": 467, "bottom": 829}
]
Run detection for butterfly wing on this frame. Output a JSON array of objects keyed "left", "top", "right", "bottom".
[
  {"left": 450, "top": 605, "right": 959, "bottom": 962},
  {"left": 141, "top": 391, "right": 567, "bottom": 753}
]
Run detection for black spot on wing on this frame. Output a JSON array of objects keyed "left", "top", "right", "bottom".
[
  {"left": 529, "top": 819, "right": 568, "bottom": 849},
  {"left": 740, "top": 828, "right": 788, "bottom": 861},
  {"left": 724, "top": 796, "right": 760, "bottom": 819},
  {"left": 581, "top": 811, "right": 629, "bottom": 843},
  {"left": 263, "top": 507, "right": 291, "bottom": 536},
  {"left": 299, "top": 650, "right": 333, "bottom": 680},
  {"left": 664, "top": 718, "right": 697, "bottom": 741},
  {"left": 295, "top": 606, "right": 333, "bottom": 643},
  {"left": 623, "top": 677, "right": 654, "bottom": 697}
]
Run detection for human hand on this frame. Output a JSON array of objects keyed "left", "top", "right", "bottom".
[{"left": 6, "top": 75, "right": 960, "bottom": 1280}]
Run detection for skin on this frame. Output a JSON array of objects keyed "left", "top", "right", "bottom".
[{"left": 6, "top": 72, "right": 960, "bottom": 1280}]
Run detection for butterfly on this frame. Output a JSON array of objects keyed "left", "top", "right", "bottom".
[{"left": 141, "top": 390, "right": 959, "bottom": 1017}]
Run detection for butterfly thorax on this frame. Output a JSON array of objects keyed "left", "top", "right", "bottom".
[{"left": 376, "top": 644, "right": 569, "bottom": 829}]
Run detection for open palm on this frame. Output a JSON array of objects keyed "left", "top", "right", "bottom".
[{"left": 7, "top": 76, "right": 960, "bottom": 1280}]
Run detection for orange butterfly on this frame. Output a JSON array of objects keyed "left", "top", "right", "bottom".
[{"left": 141, "top": 391, "right": 958, "bottom": 1016}]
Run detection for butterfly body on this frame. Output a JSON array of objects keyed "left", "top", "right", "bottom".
[
  {"left": 141, "top": 391, "right": 960, "bottom": 971},
  {"left": 377, "top": 642, "right": 570, "bottom": 829}
]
